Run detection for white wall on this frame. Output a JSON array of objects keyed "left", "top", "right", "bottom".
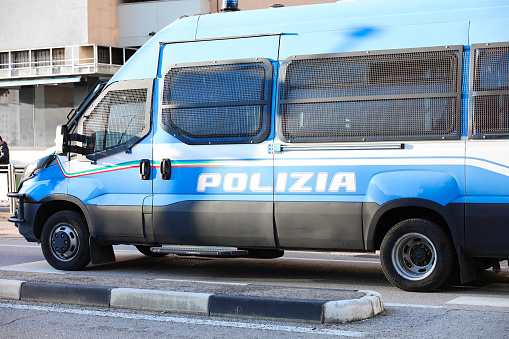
[
  {"left": 10, "top": 148, "right": 55, "bottom": 166},
  {"left": 118, "top": 0, "right": 201, "bottom": 47},
  {"left": 0, "top": 0, "right": 89, "bottom": 50}
]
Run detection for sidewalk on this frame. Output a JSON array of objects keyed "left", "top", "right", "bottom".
[
  {"left": 0, "top": 206, "right": 11, "bottom": 221},
  {"left": 0, "top": 274, "right": 383, "bottom": 323},
  {"left": 0, "top": 220, "right": 21, "bottom": 238},
  {"left": 0, "top": 204, "right": 19, "bottom": 237}
]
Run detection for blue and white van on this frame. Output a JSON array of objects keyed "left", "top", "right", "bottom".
[{"left": 9, "top": 0, "right": 509, "bottom": 292}]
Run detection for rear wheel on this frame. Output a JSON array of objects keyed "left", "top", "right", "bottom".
[
  {"left": 380, "top": 218, "right": 455, "bottom": 292},
  {"left": 41, "top": 210, "right": 91, "bottom": 270}
]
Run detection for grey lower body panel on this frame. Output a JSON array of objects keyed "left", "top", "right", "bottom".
[
  {"left": 466, "top": 203, "right": 509, "bottom": 257},
  {"left": 88, "top": 205, "right": 145, "bottom": 242},
  {"left": 275, "top": 201, "right": 364, "bottom": 250},
  {"left": 152, "top": 200, "right": 276, "bottom": 247}
]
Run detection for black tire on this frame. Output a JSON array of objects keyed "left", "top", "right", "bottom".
[
  {"left": 135, "top": 245, "right": 168, "bottom": 257},
  {"left": 380, "top": 218, "right": 455, "bottom": 292},
  {"left": 41, "top": 210, "right": 91, "bottom": 270}
]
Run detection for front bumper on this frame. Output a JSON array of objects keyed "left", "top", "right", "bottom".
[{"left": 7, "top": 192, "right": 25, "bottom": 223}]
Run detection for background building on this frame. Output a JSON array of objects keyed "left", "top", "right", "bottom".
[{"left": 0, "top": 0, "right": 338, "bottom": 164}]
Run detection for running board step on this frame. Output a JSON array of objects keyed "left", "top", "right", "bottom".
[{"left": 150, "top": 245, "right": 249, "bottom": 258}]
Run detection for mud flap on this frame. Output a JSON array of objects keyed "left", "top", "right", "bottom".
[
  {"left": 89, "top": 237, "right": 116, "bottom": 265},
  {"left": 457, "top": 246, "right": 477, "bottom": 284}
]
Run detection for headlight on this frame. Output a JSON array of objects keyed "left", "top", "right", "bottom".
[
  {"left": 20, "top": 161, "right": 38, "bottom": 183},
  {"left": 19, "top": 154, "right": 56, "bottom": 187}
]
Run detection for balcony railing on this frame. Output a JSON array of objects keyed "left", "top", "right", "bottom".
[{"left": 0, "top": 45, "right": 137, "bottom": 79}]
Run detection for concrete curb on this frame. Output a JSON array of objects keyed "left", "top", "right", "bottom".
[
  {"left": 110, "top": 288, "right": 211, "bottom": 314},
  {"left": 323, "top": 290, "right": 384, "bottom": 323},
  {"left": 0, "top": 279, "right": 384, "bottom": 323}
]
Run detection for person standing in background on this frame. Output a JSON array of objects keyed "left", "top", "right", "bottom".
[{"left": 0, "top": 136, "right": 9, "bottom": 164}]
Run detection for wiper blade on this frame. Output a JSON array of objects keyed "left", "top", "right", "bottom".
[{"left": 66, "top": 79, "right": 108, "bottom": 131}]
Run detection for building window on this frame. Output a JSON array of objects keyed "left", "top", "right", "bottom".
[
  {"left": 12, "top": 51, "right": 29, "bottom": 69},
  {"left": 31, "top": 49, "right": 51, "bottom": 67},
  {"left": 0, "top": 53, "right": 8, "bottom": 69},
  {"left": 98, "top": 46, "right": 110, "bottom": 64},
  {"left": 111, "top": 47, "right": 124, "bottom": 65},
  {"left": 52, "top": 48, "right": 65, "bottom": 66}
]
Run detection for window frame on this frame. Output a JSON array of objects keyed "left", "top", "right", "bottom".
[
  {"left": 277, "top": 45, "right": 463, "bottom": 143},
  {"left": 159, "top": 58, "right": 273, "bottom": 145},
  {"left": 77, "top": 79, "right": 153, "bottom": 161},
  {"left": 469, "top": 41, "right": 509, "bottom": 139}
]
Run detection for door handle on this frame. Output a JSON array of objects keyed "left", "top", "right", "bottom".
[
  {"left": 140, "top": 159, "right": 151, "bottom": 180},
  {"left": 160, "top": 158, "right": 172, "bottom": 180}
]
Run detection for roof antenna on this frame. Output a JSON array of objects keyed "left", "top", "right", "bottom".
[{"left": 221, "top": 0, "right": 239, "bottom": 12}]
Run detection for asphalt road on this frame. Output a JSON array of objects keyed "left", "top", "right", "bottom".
[{"left": 1, "top": 231, "right": 509, "bottom": 338}]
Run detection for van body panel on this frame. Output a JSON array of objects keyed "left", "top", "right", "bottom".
[
  {"left": 276, "top": 201, "right": 362, "bottom": 249},
  {"left": 362, "top": 200, "right": 466, "bottom": 251},
  {"left": 274, "top": 29, "right": 466, "bottom": 251},
  {"left": 366, "top": 169, "right": 463, "bottom": 206},
  {"left": 277, "top": 22, "right": 469, "bottom": 59},
  {"left": 469, "top": 18, "right": 509, "bottom": 45},
  {"left": 193, "top": 0, "right": 508, "bottom": 41},
  {"left": 21, "top": 163, "right": 68, "bottom": 202},
  {"left": 153, "top": 201, "right": 274, "bottom": 246},
  {"left": 64, "top": 79, "right": 155, "bottom": 241},
  {"left": 465, "top": 15, "right": 509, "bottom": 256},
  {"left": 151, "top": 35, "right": 279, "bottom": 247},
  {"left": 466, "top": 141, "right": 509, "bottom": 257}
]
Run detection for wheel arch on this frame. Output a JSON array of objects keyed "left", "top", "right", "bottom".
[
  {"left": 363, "top": 198, "right": 464, "bottom": 253},
  {"left": 34, "top": 194, "right": 93, "bottom": 240}
]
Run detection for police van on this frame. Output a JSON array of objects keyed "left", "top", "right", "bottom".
[{"left": 9, "top": 0, "right": 509, "bottom": 292}]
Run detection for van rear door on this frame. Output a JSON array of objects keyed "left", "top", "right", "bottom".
[{"left": 152, "top": 35, "right": 279, "bottom": 247}]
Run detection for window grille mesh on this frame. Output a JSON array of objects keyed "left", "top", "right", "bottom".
[
  {"left": 280, "top": 49, "right": 460, "bottom": 142},
  {"left": 472, "top": 95, "right": 509, "bottom": 136},
  {"left": 282, "top": 98, "right": 456, "bottom": 141},
  {"left": 162, "top": 61, "right": 271, "bottom": 144},
  {"left": 163, "top": 106, "right": 267, "bottom": 144},
  {"left": 82, "top": 88, "right": 148, "bottom": 153},
  {"left": 471, "top": 45, "right": 509, "bottom": 138}
]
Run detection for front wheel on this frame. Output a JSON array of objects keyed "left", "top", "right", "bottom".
[
  {"left": 41, "top": 210, "right": 91, "bottom": 270},
  {"left": 380, "top": 218, "right": 455, "bottom": 292}
]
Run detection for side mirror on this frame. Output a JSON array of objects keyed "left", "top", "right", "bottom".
[{"left": 55, "top": 125, "right": 68, "bottom": 155}]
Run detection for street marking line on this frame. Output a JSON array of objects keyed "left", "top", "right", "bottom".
[
  {"left": 0, "top": 244, "right": 40, "bottom": 248},
  {"left": 0, "top": 302, "right": 366, "bottom": 337},
  {"left": 0, "top": 261, "right": 66, "bottom": 274},
  {"left": 446, "top": 296, "right": 509, "bottom": 308},
  {"left": 384, "top": 303, "right": 445, "bottom": 309}
]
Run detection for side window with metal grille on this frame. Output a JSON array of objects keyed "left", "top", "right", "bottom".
[
  {"left": 160, "top": 59, "right": 272, "bottom": 145},
  {"left": 81, "top": 80, "right": 152, "bottom": 159},
  {"left": 278, "top": 47, "right": 462, "bottom": 143},
  {"left": 471, "top": 43, "right": 509, "bottom": 138}
]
